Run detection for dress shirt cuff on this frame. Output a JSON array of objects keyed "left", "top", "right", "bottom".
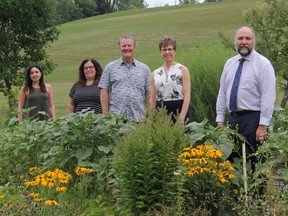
[
  {"left": 216, "top": 115, "right": 225, "bottom": 124},
  {"left": 259, "top": 117, "right": 270, "bottom": 126}
]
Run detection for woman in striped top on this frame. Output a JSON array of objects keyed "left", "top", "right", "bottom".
[{"left": 68, "top": 58, "right": 103, "bottom": 114}]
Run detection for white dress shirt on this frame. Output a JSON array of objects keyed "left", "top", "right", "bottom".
[{"left": 216, "top": 49, "right": 276, "bottom": 125}]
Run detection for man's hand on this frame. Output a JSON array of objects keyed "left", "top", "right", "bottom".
[
  {"left": 256, "top": 125, "right": 268, "bottom": 142},
  {"left": 217, "top": 122, "right": 225, "bottom": 131}
]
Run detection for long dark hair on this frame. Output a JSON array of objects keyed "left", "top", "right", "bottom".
[
  {"left": 24, "top": 64, "right": 47, "bottom": 93},
  {"left": 78, "top": 58, "right": 103, "bottom": 86}
]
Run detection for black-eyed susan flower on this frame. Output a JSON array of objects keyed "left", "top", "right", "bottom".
[
  {"left": 187, "top": 167, "right": 198, "bottom": 176},
  {"left": 34, "top": 197, "right": 43, "bottom": 202},
  {"left": 56, "top": 186, "right": 67, "bottom": 192},
  {"left": 75, "top": 167, "right": 93, "bottom": 176},
  {"left": 30, "top": 193, "right": 39, "bottom": 198},
  {"left": 206, "top": 149, "right": 223, "bottom": 158},
  {"left": 59, "top": 179, "right": 69, "bottom": 184},
  {"left": 179, "top": 144, "right": 235, "bottom": 185},
  {"left": 24, "top": 181, "right": 38, "bottom": 187},
  {"left": 29, "top": 166, "right": 40, "bottom": 174},
  {"left": 44, "top": 199, "right": 58, "bottom": 206}
]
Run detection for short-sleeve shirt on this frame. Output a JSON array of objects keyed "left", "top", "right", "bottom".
[
  {"left": 98, "top": 58, "right": 151, "bottom": 122},
  {"left": 69, "top": 82, "right": 102, "bottom": 114},
  {"left": 153, "top": 63, "right": 184, "bottom": 101}
]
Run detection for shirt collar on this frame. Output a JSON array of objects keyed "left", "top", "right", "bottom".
[{"left": 120, "top": 57, "right": 136, "bottom": 66}]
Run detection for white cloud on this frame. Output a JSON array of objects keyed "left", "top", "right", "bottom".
[
  {"left": 145, "top": 0, "right": 205, "bottom": 8},
  {"left": 145, "top": 0, "right": 178, "bottom": 8}
]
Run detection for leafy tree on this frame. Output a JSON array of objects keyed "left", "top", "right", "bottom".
[
  {"left": 95, "top": 0, "right": 118, "bottom": 14},
  {"left": 75, "top": 0, "right": 97, "bottom": 18},
  {"left": 52, "top": 0, "right": 79, "bottom": 24},
  {"left": 95, "top": 0, "right": 148, "bottom": 14},
  {"left": 179, "top": 0, "right": 196, "bottom": 4},
  {"left": 118, "top": 0, "right": 147, "bottom": 10},
  {"left": 0, "top": 0, "right": 59, "bottom": 109},
  {"left": 243, "top": 0, "right": 288, "bottom": 108}
]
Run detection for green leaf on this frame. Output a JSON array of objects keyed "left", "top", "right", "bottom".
[
  {"left": 98, "top": 144, "right": 113, "bottom": 154},
  {"left": 75, "top": 148, "right": 93, "bottom": 161}
]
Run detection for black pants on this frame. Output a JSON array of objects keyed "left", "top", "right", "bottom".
[
  {"left": 156, "top": 100, "right": 190, "bottom": 124},
  {"left": 228, "top": 110, "right": 262, "bottom": 172}
]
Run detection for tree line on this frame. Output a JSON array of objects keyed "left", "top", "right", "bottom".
[{"left": 53, "top": 0, "right": 148, "bottom": 24}]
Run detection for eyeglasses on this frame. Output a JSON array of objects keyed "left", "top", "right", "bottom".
[
  {"left": 161, "top": 48, "right": 174, "bottom": 52},
  {"left": 84, "top": 65, "right": 94, "bottom": 70}
]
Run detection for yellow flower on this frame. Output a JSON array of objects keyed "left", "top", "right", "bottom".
[
  {"left": 44, "top": 199, "right": 58, "bottom": 206},
  {"left": 24, "top": 181, "right": 38, "bottom": 187},
  {"left": 75, "top": 167, "right": 93, "bottom": 176},
  {"left": 198, "top": 167, "right": 205, "bottom": 173},
  {"left": 29, "top": 166, "right": 40, "bottom": 173},
  {"left": 59, "top": 179, "right": 69, "bottom": 184},
  {"left": 187, "top": 168, "right": 199, "bottom": 176},
  {"left": 224, "top": 160, "right": 235, "bottom": 171},
  {"left": 34, "top": 197, "right": 43, "bottom": 202},
  {"left": 183, "top": 147, "right": 192, "bottom": 151},
  {"left": 218, "top": 175, "right": 228, "bottom": 183},
  {"left": 40, "top": 179, "right": 48, "bottom": 187},
  {"left": 202, "top": 167, "right": 210, "bottom": 172},
  {"left": 206, "top": 149, "right": 223, "bottom": 158},
  {"left": 195, "top": 149, "right": 205, "bottom": 157},
  {"left": 197, "top": 144, "right": 213, "bottom": 151},
  {"left": 30, "top": 193, "right": 39, "bottom": 198},
  {"left": 47, "top": 182, "right": 55, "bottom": 188},
  {"left": 198, "top": 157, "right": 207, "bottom": 164},
  {"left": 56, "top": 186, "right": 67, "bottom": 192},
  {"left": 210, "top": 169, "right": 217, "bottom": 174},
  {"left": 35, "top": 174, "right": 45, "bottom": 184},
  {"left": 0, "top": 195, "right": 4, "bottom": 199},
  {"left": 222, "top": 171, "right": 235, "bottom": 179},
  {"left": 45, "top": 170, "right": 57, "bottom": 179},
  {"left": 181, "top": 151, "right": 191, "bottom": 159}
]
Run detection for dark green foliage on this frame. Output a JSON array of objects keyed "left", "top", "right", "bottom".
[
  {"left": 218, "top": 0, "right": 288, "bottom": 108},
  {"left": 255, "top": 109, "right": 288, "bottom": 180},
  {"left": 113, "top": 108, "right": 188, "bottom": 215},
  {"left": 184, "top": 119, "right": 235, "bottom": 160},
  {"left": 0, "top": 111, "right": 135, "bottom": 200},
  {"left": 0, "top": 0, "right": 59, "bottom": 108}
]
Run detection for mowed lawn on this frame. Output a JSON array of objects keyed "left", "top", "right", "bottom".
[{"left": 3, "top": 0, "right": 261, "bottom": 118}]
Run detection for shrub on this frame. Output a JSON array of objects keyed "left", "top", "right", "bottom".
[{"left": 113, "top": 108, "right": 188, "bottom": 215}]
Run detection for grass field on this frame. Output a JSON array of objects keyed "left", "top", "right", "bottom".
[
  {"left": 1, "top": 0, "right": 265, "bottom": 118},
  {"left": 45, "top": 0, "right": 259, "bottom": 117}
]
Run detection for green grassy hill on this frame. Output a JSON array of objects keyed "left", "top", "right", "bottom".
[{"left": 46, "top": 0, "right": 258, "bottom": 117}]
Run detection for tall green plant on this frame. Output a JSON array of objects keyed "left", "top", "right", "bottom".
[
  {"left": 182, "top": 43, "right": 234, "bottom": 124},
  {"left": 113, "top": 108, "right": 188, "bottom": 215}
]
